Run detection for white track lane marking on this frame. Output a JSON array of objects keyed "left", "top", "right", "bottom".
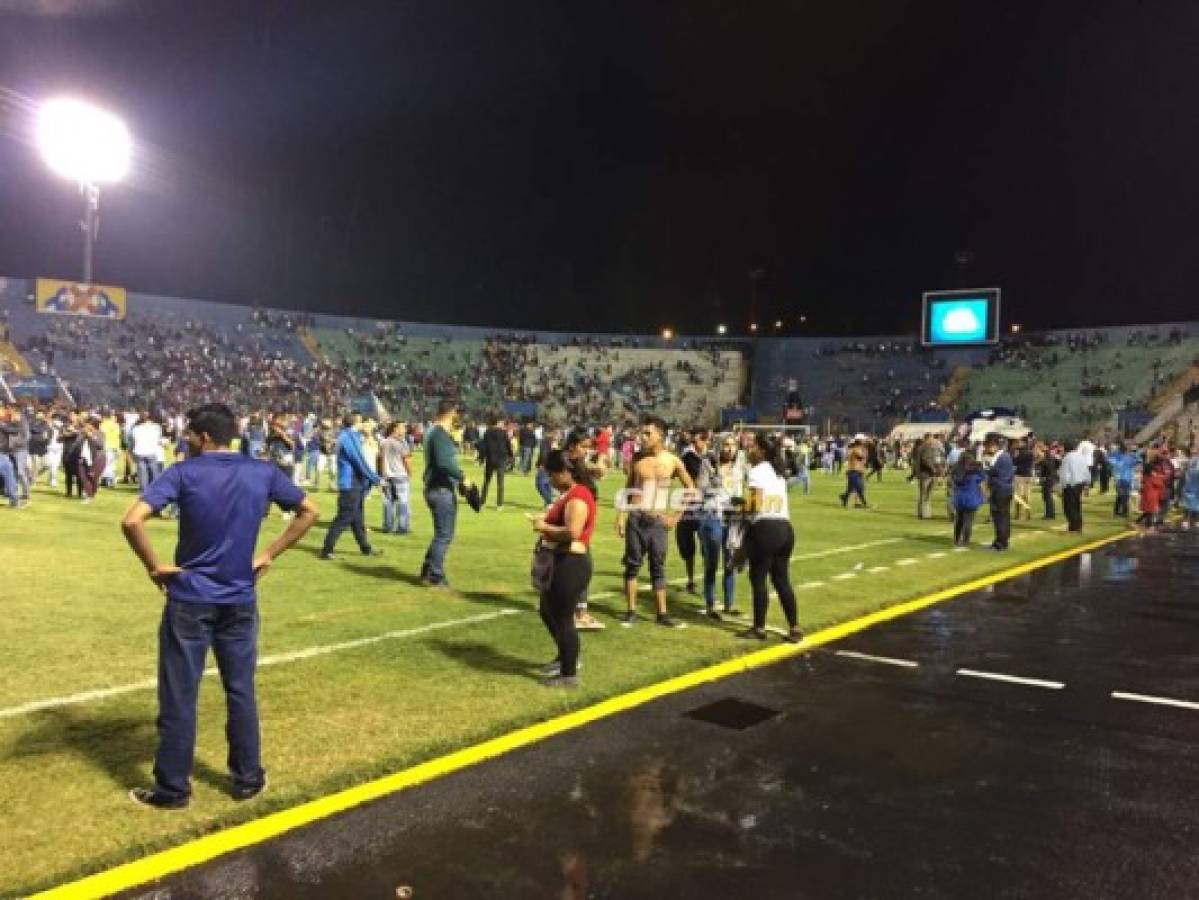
[
  {"left": 835, "top": 650, "right": 919, "bottom": 668},
  {"left": 956, "top": 668, "right": 1065, "bottom": 690},
  {"left": 1111, "top": 691, "right": 1199, "bottom": 711},
  {"left": 0, "top": 609, "right": 521, "bottom": 721}
]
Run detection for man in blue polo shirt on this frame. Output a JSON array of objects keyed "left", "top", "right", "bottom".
[{"left": 120, "top": 403, "right": 318, "bottom": 809}]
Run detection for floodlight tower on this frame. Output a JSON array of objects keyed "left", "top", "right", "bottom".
[{"left": 36, "top": 98, "right": 131, "bottom": 283}]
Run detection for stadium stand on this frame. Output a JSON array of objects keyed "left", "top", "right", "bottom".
[
  {"left": 4, "top": 271, "right": 1197, "bottom": 439},
  {"left": 751, "top": 336, "right": 958, "bottom": 433},
  {"left": 0, "top": 276, "right": 748, "bottom": 425},
  {"left": 960, "top": 325, "right": 1199, "bottom": 439}
]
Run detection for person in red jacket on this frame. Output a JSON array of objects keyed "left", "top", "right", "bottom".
[{"left": 1137, "top": 448, "right": 1167, "bottom": 527}]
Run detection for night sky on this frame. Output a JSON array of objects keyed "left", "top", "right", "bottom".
[{"left": 0, "top": 0, "right": 1194, "bottom": 336}]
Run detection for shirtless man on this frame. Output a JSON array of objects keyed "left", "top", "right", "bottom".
[{"left": 617, "top": 417, "right": 695, "bottom": 628}]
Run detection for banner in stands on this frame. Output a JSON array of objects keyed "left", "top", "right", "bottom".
[
  {"left": 35, "top": 277, "right": 126, "bottom": 320},
  {"left": 503, "top": 400, "right": 538, "bottom": 420},
  {"left": 7, "top": 375, "right": 59, "bottom": 402}
]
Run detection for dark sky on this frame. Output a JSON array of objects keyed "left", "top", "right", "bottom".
[{"left": 0, "top": 0, "right": 1195, "bottom": 336}]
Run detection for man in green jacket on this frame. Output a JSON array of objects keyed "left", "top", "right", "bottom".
[{"left": 420, "top": 400, "right": 474, "bottom": 587}]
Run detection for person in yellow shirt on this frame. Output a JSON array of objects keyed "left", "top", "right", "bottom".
[{"left": 100, "top": 412, "right": 123, "bottom": 488}]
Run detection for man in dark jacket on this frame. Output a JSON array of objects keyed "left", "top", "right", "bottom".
[
  {"left": 517, "top": 421, "right": 537, "bottom": 474},
  {"left": 985, "top": 433, "right": 1015, "bottom": 551},
  {"left": 480, "top": 416, "right": 512, "bottom": 510}
]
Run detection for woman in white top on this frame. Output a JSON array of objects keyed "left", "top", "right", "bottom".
[{"left": 736, "top": 432, "right": 801, "bottom": 643}]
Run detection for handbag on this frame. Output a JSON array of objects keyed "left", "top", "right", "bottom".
[{"left": 530, "top": 540, "right": 557, "bottom": 592}]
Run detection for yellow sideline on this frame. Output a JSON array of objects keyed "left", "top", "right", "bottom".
[{"left": 30, "top": 530, "right": 1133, "bottom": 900}]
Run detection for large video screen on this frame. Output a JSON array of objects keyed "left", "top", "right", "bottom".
[{"left": 921, "top": 288, "right": 1000, "bottom": 346}]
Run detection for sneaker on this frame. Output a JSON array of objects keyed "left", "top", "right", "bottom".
[
  {"left": 542, "top": 674, "right": 579, "bottom": 689},
  {"left": 541, "top": 660, "right": 582, "bottom": 676},
  {"left": 735, "top": 627, "right": 767, "bottom": 641},
  {"left": 619, "top": 610, "right": 637, "bottom": 627},
  {"left": 574, "top": 612, "right": 606, "bottom": 631},
  {"left": 704, "top": 609, "right": 723, "bottom": 622},
  {"left": 655, "top": 614, "right": 684, "bottom": 629},
  {"left": 232, "top": 772, "right": 268, "bottom": 802},
  {"left": 319, "top": 552, "right": 336, "bottom": 560},
  {"left": 128, "top": 787, "right": 189, "bottom": 810},
  {"left": 785, "top": 628, "right": 804, "bottom": 644}
]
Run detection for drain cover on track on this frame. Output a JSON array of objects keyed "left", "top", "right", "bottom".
[{"left": 683, "top": 697, "right": 781, "bottom": 731}]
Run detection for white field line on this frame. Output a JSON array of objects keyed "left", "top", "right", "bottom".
[
  {"left": 895, "top": 558, "right": 918, "bottom": 566},
  {"left": 835, "top": 650, "right": 920, "bottom": 668},
  {"left": 797, "top": 581, "right": 825, "bottom": 590},
  {"left": 831, "top": 572, "right": 858, "bottom": 581},
  {"left": 926, "top": 552, "right": 947, "bottom": 559},
  {"left": 956, "top": 668, "right": 1065, "bottom": 690},
  {"left": 791, "top": 538, "right": 902, "bottom": 562},
  {"left": 1111, "top": 691, "right": 1199, "bottom": 711},
  {"left": 866, "top": 566, "right": 891, "bottom": 573},
  {"left": 0, "top": 609, "right": 521, "bottom": 721}
]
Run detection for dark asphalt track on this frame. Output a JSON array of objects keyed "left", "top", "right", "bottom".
[{"left": 121, "top": 530, "right": 1199, "bottom": 899}]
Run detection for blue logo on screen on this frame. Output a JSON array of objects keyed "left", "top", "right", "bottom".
[{"left": 929, "top": 299, "right": 988, "bottom": 343}]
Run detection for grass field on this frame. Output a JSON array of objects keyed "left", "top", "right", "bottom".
[{"left": 0, "top": 461, "right": 1129, "bottom": 896}]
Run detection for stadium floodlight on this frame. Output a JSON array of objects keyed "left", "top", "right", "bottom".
[
  {"left": 716, "top": 324, "right": 728, "bottom": 335},
  {"left": 36, "top": 97, "right": 132, "bottom": 283},
  {"left": 774, "top": 320, "right": 783, "bottom": 330},
  {"left": 750, "top": 322, "right": 759, "bottom": 333},
  {"left": 662, "top": 328, "right": 674, "bottom": 340}
]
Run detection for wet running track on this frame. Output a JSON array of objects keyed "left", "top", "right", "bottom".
[{"left": 121, "top": 531, "right": 1199, "bottom": 899}]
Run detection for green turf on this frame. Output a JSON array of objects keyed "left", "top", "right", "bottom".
[{"left": 0, "top": 463, "right": 1129, "bottom": 896}]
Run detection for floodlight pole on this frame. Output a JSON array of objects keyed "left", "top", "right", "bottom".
[{"left": 80, "top": 181, "right": 100, "bottom": 284}]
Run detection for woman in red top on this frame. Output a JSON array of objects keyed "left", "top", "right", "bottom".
[{"left": 530, "top": 450, "right": 596, "bottom": 687}]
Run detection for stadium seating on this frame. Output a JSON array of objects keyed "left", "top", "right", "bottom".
[
  {"left": 5, "top": 271, "right": 1196, "bottom": 438},
  {"left": 752, "top": 337, "right": 951, "bottom": 433},
  {"left": 0, "top": 277, "right": 747, "bottom": 424},
  {"left": 959, "top": 326, "right": 1199, "bottom": 439}
]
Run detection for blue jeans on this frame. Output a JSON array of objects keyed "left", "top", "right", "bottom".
[
  {"left": 154, "top": 601, "right": 263, "bottom": 801},
  {"left": 788, "top": 470, "right": 810, "bottom": 495},
  {"left": 10, "top": 449, "right": 30, "bottom": 499},
  {"left": 519, "top": 446, "right": 534, "bottom": 474},
  {"left": 421, "top": 486, "right": 457, "bottom": 584},
  {"left": 700, "top": 516, "right": 736, "bottom": 611},
  {"left": 534, "top": 469, "right": 554, "bottom": 506},
  {"left": 136, "top": 455, "right": 162, "bottom": 490},
  {"left": 383, "top": 478, "right": 411, "bottom": 533},
  {"left": 304, "top": 449, "right": 319, "bottom": 483},
  {"left": 0, "top": 454, "right": 16, "bottom": 506}
]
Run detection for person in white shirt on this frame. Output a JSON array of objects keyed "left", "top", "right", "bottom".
[
  {"left": 735, "top": 432, "right": 801, "bottom": 644},
  {"left": 130, "top": 413, "right": 164, "bottom": 489},
  {"left": 1076, "top": 434, "right": 1096, "bottom": 487},
  {"left": 1058, "top": 440, "right": 1091, "bottom": 532}
]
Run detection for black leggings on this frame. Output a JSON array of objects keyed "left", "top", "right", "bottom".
[
  {"left": 539, "top": 552, "right": 592, "bottom": 677},
  {"left": 747, "top": 519, "right": 798, "bottom": 630}
]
